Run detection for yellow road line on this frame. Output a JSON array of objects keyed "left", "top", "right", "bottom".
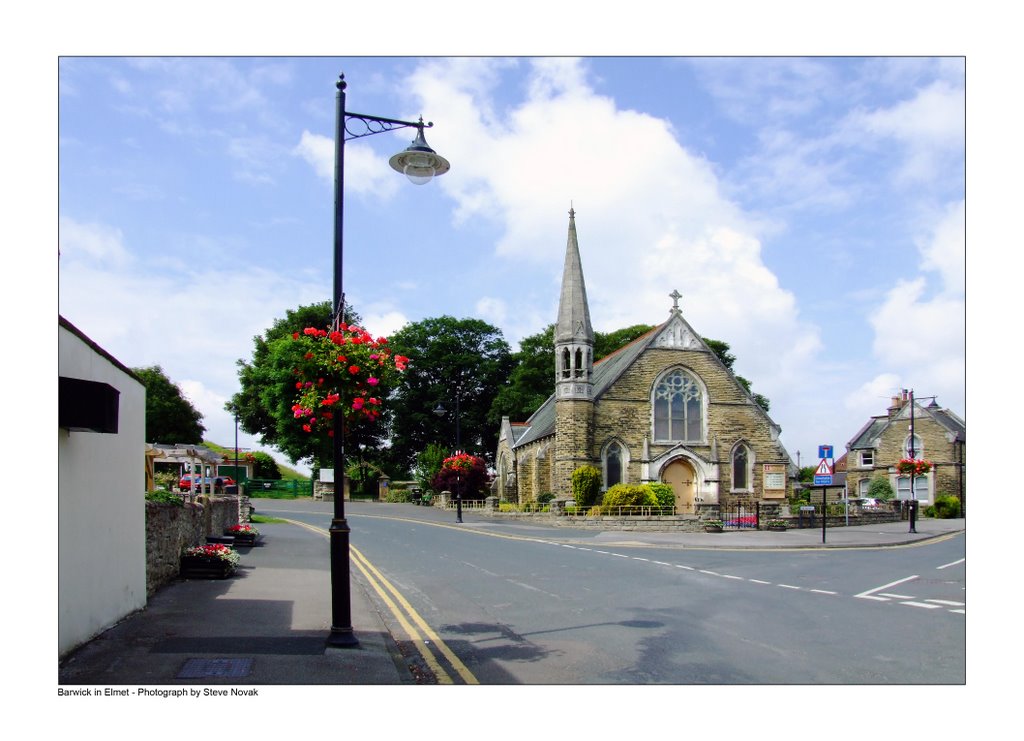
[
  {"left": 280, "top": 518, "right": 477, "bottom": 684},
  {"left": 351, "top": 545, "right": 479, "bottom": 685}
]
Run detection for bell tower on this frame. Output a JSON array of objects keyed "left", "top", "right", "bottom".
[{"left": 553, "top": 206, "right": 595, "bottom": 495}]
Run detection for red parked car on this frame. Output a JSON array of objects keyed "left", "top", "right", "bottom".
[{"left": 179, "top": 474, "right": 236, "bottom": 491}]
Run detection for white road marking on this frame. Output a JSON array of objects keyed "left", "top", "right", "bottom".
[
  {"left": 902, "top": 601, "right": 943, "bottom": 609},
  {"left": 925, "top": 599, "right": 965, "bottom": 607},
  {"left": 856, "top": 574, "right": 918, "bottom": 600},
  {"left": 811, "top": 589, "right": 838, "bottom": 595},
  {"left": 778, "top": 584, "right": 800, "bottom": 590},
  {"left": 937, "top": 558, "right": 965, "bottom": 570}
]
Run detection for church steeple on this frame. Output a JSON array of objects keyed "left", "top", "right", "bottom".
[{"left": 555, "top": 206, "right": 594, "bottom": 398}]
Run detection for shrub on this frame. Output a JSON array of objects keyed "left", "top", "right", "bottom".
[
  {"left": 867, "top": 476, "right": 895, "bottom": 500},
  {"left": 571, "top": 465, "right": 602, "bottom": 507},
  {"left": 385, "top": 489, "right": 414, "bottom": 503},
  {"left": 931, "top": 494, "right": 961, "bottom": 519},
  {"left": 145, "top": 490, "right": 183, "bottom": 506},
  {"left": 601, "top": 483, "right": 657, "bottom": 513},
  {"left": 646, "top": 483, "right": 675, "bottom": 509},
  {"left": 537, "top": 492, "right": 555, "bottom": 504}
]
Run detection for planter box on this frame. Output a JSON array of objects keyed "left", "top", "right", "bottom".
[
  {"left": 226, "top": 530, "right": 258, "bottom": 547},
  {"left": 704, "top": 525, "right": 723, "bottom": 533},
  {"left": 767, "top": 525, "right": 787, "bottom": 532},
  {"left": 180, "top": 555, "right": 235, "bottom": 579}
]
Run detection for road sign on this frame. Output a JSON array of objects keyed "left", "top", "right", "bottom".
[
  {"left": 813, "top": 455, "right": 833, "bottom": 486},
  {"left": 814, "top": 458, "right": 833, "bottom": 477},
  {"left": 818, "top": 445, "right": 833, "bottom": 460},
  {"left": 814, "top": 475, "right": 833, "bottom": 486}
]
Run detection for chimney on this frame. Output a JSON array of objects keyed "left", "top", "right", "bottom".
[{"left": 888, "top": 390, "right": 907, "bottom": 418}]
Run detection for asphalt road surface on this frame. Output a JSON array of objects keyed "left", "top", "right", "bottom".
[{"left": 258, "top": 499, "right": 965, "bottom": 684}]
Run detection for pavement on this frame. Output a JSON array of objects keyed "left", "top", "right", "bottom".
[{"left": 57, "top": 501, "right": 965, "bottom": 687}]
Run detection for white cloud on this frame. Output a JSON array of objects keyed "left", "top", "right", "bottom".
[
  {"left": 59, "top": 216, "right": 133, "bottom": 266},
  {"left": 405, "top": 56, "right": 821, "bottom": 402},
  {"left": 293, "top": 130, "right": 401, "bottom": 199},
  {"left": 868, "top": 199, "right": 965, "bottom": 408}
]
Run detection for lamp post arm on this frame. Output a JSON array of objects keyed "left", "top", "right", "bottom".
[{"left": 343, "top": 111, "right": 432, "bottom": 141}]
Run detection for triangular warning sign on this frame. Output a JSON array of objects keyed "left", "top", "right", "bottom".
[{"left": 815, "top": 459, "right": 833, "bottom": 476}]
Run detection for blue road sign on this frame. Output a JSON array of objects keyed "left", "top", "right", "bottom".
[
  {"left": 818, "top": 445, "right": 833, "bottom": 460},
  {"left": 814, "top": 475, "right": 833, "bottom": 486}
]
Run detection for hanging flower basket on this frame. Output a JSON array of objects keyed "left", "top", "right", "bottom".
[
  {"left": 180, "top": 544, "right": 239, "bottom": 579},
  {"left": 288, "top": 324, "right": 409, "bottom": 437},
  {"left": 896, "top": 458, "right": 932, "bottom": 476},
  {"left": 225, "top": 523, "right": 260, "bottom": 547}
]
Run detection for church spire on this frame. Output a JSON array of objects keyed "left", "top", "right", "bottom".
[
  {"left": 556, "top": 206, "right": 594, "bottom": 345},
  {"left": 554, "top": 206, "right": 594, "bottom": 397}
]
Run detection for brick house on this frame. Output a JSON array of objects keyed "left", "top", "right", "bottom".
[
  {"left": 844, "top": 390, "right": 966, "bottom": 509},
  {"left": 495, "top": 209, "right": 794, "bottom": 512}
]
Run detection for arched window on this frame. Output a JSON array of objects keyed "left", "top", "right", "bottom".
[
  {"left": 605, "top": 441, "right": 623, "bottom": 488},
  {"left": 904, "top": 434, "right": 924, "bottom": 459},
  {"left": 653, "top": 369, "right": 704, "bottom": 442},
  {"left": 732, "top": 444, "right": 750, "bottom": 490},
  {"left": 561, "top": 348, "right": 571, "bottom": 378}
]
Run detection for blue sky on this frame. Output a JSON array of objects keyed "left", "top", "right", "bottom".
[{"left": 56, "top": 56, "right": 965, "bottom": 472}]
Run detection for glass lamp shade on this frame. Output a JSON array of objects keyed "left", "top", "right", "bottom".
[{"left": 389, "top": 126, "right": 450, "bottom": 185}]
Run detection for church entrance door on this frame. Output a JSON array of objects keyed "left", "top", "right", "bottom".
[{"left": 662, "top": 459, "right": 696, "bottom": 513}]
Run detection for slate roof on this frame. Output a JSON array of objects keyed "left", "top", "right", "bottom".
[{"left": 512, "top": 325, "right": 658, "bottom": 449}]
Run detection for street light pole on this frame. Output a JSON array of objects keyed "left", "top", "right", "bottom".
[{"left": 327, "top": 73, "right": 449, "bottom": 649}]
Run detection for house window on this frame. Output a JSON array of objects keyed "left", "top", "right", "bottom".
[
  {"left": 605, "top": 441, "right": 624, "bottom": 488},
  {"left": 896, "top": 475, "right": 929, "bottom": 500},
  {"left": 904, "top": 434, "right": 924, "bottom": 459},
  {"left": 858, "top": 478, "right": 869, "bottom": 497},
  {"left": 732, "top": 443, "right": 751, "bottom": 490},
  {"left": 653, "top": 369, "right": 704, "bottom": 442},
  {"left": 861, "top": 450, "right": 874, "bottom": 467}
]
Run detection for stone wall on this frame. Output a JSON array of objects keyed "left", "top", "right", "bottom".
[{"left": 145, "top": 496, "right": 241, "bottom": 596}]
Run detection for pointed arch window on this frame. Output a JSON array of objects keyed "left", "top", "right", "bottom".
[
  {"left": 731, "top": 443, "right": 752, "bottom": 491},
  {"left": 653, "top": 369, "right": 704, "bottom": 442},
  {"left": 561, "top": 348, "right": 571, "bottom": 379},
  {"left": 602, "top": 440, "right": 629, "bottom": 489}
]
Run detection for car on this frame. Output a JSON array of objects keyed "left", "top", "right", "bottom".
[
  {"left": 179, "top": 474, "right": 236, "bottom": 491},
  {"left": 856, "top": 497, "right": 884, "bottom": 511}
]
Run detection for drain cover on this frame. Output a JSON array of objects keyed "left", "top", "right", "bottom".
[{"left": 177, "top": 658, "right": 253, "bottom": 679}]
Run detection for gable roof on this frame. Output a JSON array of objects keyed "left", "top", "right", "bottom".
[
  {"left": 847, "top": 401, "right": 966, "bottom": 450},
  {"left": 510, "top": 311, "right": 784, "bottom": 450}
]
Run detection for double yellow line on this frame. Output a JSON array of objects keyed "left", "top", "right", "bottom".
[{"left": 283, "top": 518, "right": 478, "bottom": 685}]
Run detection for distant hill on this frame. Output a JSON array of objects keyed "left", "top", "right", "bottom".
[{"left": 202, "top": 440, "right": 309, "bottom": 481}]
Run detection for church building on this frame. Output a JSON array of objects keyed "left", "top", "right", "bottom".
[{"left": 495, "top": 209, "right": 794, "bottom": 513}]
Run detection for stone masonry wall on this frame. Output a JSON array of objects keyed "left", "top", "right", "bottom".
[
  {"left": 145, "top": 496, "right": 241, "bottom": 596},
  {"left": 596, "top": 347, "right": 791, "bottom": 504},
  {"left": 846, "top": 414, "right": 965, "bottom": 506}
]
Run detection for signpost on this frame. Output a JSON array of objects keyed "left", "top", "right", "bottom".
[{"left": 814, "top": 446, "right": 834, "bottom": 543}]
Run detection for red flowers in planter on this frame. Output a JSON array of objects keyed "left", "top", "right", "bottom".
[
  {"left": 896, "top": 458, "right": 932, "bottom": 476},
  {"left": 289, "top": 324, "right": 409, "bottom": 434}
]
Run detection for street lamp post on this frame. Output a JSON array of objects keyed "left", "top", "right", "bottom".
[
  {"left": 433, "top": 396, "right": 462, "bottom": 522},
  {"left": 328, "top": 73, "right": 449, "bottom": 648}
]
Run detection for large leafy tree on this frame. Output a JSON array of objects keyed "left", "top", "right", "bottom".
[
  {"left": 388, "top": 316, "right": 513, "bottom": 469},
  {"left": 133, "top": 365, "right": 205, "bottom": 443},
  {"left": 488, "top": 324, "right": 656, "bottom": 424},
  {"left": 226, "top": 301, "right": 388, "bottom": 468}
]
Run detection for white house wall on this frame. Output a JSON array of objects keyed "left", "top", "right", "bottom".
[{"left": 58, "top": 323, "right": 147, "bottom": 656}]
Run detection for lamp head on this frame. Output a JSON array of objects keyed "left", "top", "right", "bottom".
[{"left": 389, "top": 120, "right": 451, "bottom": 185}]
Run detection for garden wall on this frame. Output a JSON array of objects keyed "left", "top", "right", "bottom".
[{"left": 145, "top": 496, "right": 241, "bottom": 596}]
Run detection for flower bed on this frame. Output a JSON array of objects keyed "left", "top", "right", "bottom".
[
  {"left": 225, "top": 523, "right": 260, "bottom": 547},
  {"left": 180, "top": 543, "right": 239, "bottom": 579}
]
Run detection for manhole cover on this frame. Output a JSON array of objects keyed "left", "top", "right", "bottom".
[{"left": 177, "top": 658, "right": 253, "bottom": 679}]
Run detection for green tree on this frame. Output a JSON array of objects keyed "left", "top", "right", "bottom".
[
  {"left": 250, "top": 451, "right": 281, "bottom": 479},
  {"left": 414, "top": 442, "right": 449, "bottom": 493},
  {"left": 867, "top": 476, "right": 895, "bottom": 500},
  {"left": 488, "top": 324, "right": 555, "bottom": 425},
  {"left": 388, "top": 316, "right": 513, "bottom": 469},
  {"left": 798, "top": 466, "right": 816, "bottom": 484},
  {"left": 595, "top": 325, "right": 656, "bottom": 360},
  {"left": 133, "top": 365, "right": 205, "bottom": 443},
  {"left": 226, "top": 301, "right": 387, "bottom": 468}
]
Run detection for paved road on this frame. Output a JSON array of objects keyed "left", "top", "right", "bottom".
[{"left": 259, "top": 500, "right": 965, "bottom": 684}]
